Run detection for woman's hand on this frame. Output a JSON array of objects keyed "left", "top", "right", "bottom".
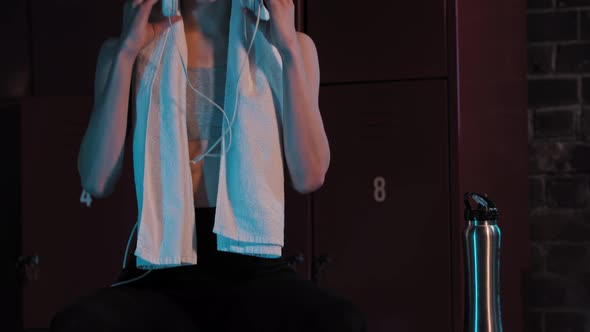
[
  {"left": 120, "top": 0, "right": 182, "bottom": 56},
  {"left": 242, "top": 0, "right": 297, "bottom": 55},
  {"left": 264, "top": 0, "right": 297, "bottom": 55}
]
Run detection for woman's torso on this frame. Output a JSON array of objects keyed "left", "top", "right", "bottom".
[
  {"left": 186, "top": 32, "right": 228, "bottom": 208},
  {"left": 188, "top": 139, "right": 220, "bottom": 208}
]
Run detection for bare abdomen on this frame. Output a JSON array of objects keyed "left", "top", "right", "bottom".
[{"left": 188, "top": 139, "right": 220, "bottom": 208}]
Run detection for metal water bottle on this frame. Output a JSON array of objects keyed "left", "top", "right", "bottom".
[{"left": 463, "top": 192, "right": 503, "bottom": 332}]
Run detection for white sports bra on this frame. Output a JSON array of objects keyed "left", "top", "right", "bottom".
[{"left": 185, "top": 65, "right": 227, "bottom": 140}]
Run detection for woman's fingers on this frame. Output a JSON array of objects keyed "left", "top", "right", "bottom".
[
  {"left": 134, "top": 0, "right": 159, "bottom": 25},
  {"left": 151, "top": 15, "right": 182, "bottom": 37},
  {"left": 131, "top": 0, "right": 147, "bottom": 8}
]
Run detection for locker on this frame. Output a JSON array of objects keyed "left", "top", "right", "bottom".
[
  {"left": 20, "top": 96, "right": 137, "bottom": 328},
  {"left": 306, "top": 0, "right": 447, "bottom": 83},
  {"left": 4, "top": 103, "right": 23, "bottom": 332},
  {"left": 313, "top": 80, "right": 451, "bottom": 332},
  {"left": 283, "top": 180, "right": 313, "bottom": 280},
  {"left": 0, "top": 2, "right": 30, "bottom": 98},
  {"left": 31, "top": 1, "right": 123, "bottom": 96}
]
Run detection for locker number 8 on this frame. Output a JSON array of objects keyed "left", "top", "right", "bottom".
[{"left": 373, "top": 176, "right": 386, "bottom": 202}]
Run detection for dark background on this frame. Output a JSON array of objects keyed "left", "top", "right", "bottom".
[{"left": 5, "top": 0, "right": 579, "bottom": 331}]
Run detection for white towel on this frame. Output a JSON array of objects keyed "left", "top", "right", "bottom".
[{"left": 131, "top": 0, "right": 286, "bottom": 270}]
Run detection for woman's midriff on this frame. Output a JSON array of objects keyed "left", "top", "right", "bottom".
[{"left": 188, "top": 139, "right": 220, "bottom": 208}]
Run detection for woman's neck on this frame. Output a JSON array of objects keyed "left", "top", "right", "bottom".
[
  {"left": 181, "top": 0, "right": 231, "bottom": 38},
  {"left": 181, "top": 0, "right": 231, "bottom": 68}
]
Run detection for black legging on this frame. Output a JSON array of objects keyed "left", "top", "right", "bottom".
[{"left": 49, "top": 207, "right": 367, "bottom": 332}]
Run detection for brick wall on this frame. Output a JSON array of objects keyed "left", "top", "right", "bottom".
[{"left": 527, "top": 0, "right": 590, "bottom": 331}]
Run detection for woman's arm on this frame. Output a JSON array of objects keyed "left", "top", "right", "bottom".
[
  {"left": 77, "top": 0, "right": 180, "bottom": 198},
  {"left": 77, "top": 39, "right": 136, "bottom": 198},
  {"left": 280, "top": 32, "right": 330, "bottom": 194}
]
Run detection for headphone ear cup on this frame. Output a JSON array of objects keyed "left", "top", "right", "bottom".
[{"left": 162, "top": 0, "right": 178, "bottom": 17}]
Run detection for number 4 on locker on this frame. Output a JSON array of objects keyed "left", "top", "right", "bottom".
[{"left": 80, "top": 189, "right": 93, "bottom": 207}]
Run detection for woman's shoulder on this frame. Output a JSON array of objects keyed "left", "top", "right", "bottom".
[{"left": 294, "top": 32, "right": 318, "bottom": 58}]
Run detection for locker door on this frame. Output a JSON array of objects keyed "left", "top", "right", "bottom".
[
  {"left": 283, "top": 184, "right": 312, "bottom": 280},
  {"left": 0, "top": 1, "right": 30, "bottom": 98},
  {"left": 5, "top": 102, "right": 23, "bottom": 332},
  {"left": 306, "top": 0, "right": 447, "bottom": 83},
  {"left": 31, "top": 1, "right": 123, "bottom": 96},
  {"left": 313, "top": 80, "right": 451, "bottom": 332},
  {"left": 21, "top": 97, "right": 137, "bottom": 329}
]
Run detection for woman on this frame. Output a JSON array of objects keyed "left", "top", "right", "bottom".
[{"left": 50, "top": 0, "right": 365, "bottom": 331}]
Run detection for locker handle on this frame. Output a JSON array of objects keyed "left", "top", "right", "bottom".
[
  {"left": 312, "top": 254, "right": 332, "bottom": 282},
  {"left": 285, "top": 252, "right": 305, "bottom": 267},
  {"left": 17, "top": 254, "right": 40, "bottom": 284}
]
